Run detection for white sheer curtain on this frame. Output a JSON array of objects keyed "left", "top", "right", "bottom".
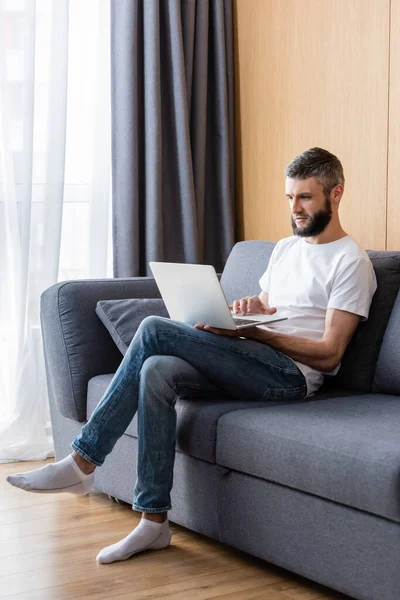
[{"left": 0, "top": 0, "right": 112, "bottom": 462}]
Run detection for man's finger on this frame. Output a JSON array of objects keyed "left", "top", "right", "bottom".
[{"left": 240, "top": 299, "right": 248, "bottom": 313}]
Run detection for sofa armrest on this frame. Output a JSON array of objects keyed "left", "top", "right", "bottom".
[{"left": 40, "top": 278, "right": 160, "bottom": 423}]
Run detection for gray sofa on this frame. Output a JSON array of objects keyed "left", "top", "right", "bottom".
[{"left": 40, "top": 241, "right": 400, "bottom": 600}]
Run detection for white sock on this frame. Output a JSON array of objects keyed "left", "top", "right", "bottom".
[
  {"left": 6, "top": 454, "right": 94, "bottom": 495},
  {"left": 96, "top": 517, "right": 171, "bottom": 564}
]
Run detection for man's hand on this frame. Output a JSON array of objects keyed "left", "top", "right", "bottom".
[
  {"left": 193, "top": 293, "right": 275, "bottom": 338},
  {"left": 230, "top": 294, "right": 276, "bottom": 316}
]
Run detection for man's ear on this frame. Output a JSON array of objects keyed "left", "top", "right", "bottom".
[{"left": 331, "top": 184, "right": 344, "bottom": 205}]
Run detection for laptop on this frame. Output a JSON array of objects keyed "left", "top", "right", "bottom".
[{"left": 149, "top": 262, "right": 288, "bottom": 331}]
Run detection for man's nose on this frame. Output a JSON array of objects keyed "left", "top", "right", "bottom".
[{"left": 291, "top": 199, "right": 303, "bottom": 214}]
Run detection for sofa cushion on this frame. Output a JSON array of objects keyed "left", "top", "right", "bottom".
[
  {"left": 321, "top": 251, "right": 400, "bottom": 392},
  {"left": 95, "top": 298, "right": 169, "bottom": 355},
  {"left": 373, "top": 289, "right": 400, "bottom": 394},
  {"left": 216, "top": 393, "right": 400, "bottom": 523},
  {"left": 87, "top": 374, "right": 332, "bottom": 464}
]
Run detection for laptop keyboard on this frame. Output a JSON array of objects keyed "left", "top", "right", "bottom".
[{"left": 233, "top": 317, "right": 262, "bottom": 326}]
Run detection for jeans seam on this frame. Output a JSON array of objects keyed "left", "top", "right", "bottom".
[
  {"left": 88, "top": 355, "right": 141, "bottom": 433},
  {"left": 174, "top": 383, "right": 219, "bottom": 393},
  {"left": 71, "top": 442, "right": 102, "bottom": 467},
  {"left": 132, "top": 504, "right": 172, "bottom": 513},
  {"left": 157, "top": 329, "right": 302, "bottom": 375}
]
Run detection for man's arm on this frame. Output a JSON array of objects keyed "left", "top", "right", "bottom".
[
  {"left": 198, "top": 293, "right": 360, "bottom": 372},
  {"left": 196, "top": 304, "right": 359, "bottom": 371},
  {"left": 253, "top": 308, "right": 360, "bottom": 372}
]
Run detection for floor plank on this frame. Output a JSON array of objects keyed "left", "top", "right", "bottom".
[{"left": 0, "top": 461, "right": 351, "bottom": 600}]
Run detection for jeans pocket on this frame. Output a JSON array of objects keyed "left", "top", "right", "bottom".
[{"left": 261, "top": 384, "right": 307, "bottom": 403}]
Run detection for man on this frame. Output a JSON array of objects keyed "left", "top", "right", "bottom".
[{"left": 7, "top": 147, "right": 377, "bottom": 564}]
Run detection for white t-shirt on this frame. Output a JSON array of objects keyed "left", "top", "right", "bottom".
[{"left": 258, "top": 235, "right": 377, "bottom": 397}]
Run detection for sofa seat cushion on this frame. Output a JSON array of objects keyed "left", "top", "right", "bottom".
[
  {"left": 87, "top": 374, "right": 305, "bottom": 464},
  {"left": 216, "top": 394, "right": 400, "bottom": 523}
]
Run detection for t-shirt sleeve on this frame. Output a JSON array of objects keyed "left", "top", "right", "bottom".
[
  {"left": 328, "top": 258, "right": 377, "bottom": 320},
  {"left": 259, "top": 244, "right": 279, "bottom": 292}
]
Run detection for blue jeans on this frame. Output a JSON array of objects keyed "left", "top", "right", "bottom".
[{"left": 71, "top": 316, "right": 307, "bottom": 513}]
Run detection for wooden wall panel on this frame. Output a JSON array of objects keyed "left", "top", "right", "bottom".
[
  {"left": 387, "top": 0, "right": 400, "bottom": 250},
  {"left": 234, "top": 0, "right": 389, "bottom": 250}
]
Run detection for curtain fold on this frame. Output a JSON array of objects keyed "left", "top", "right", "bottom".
[
  {"left": 111, "top": 0, "right": 235, "bottom": 277},
  {"left": 0, "top": 0, "right": 112, "bottom": 462},
  {"left": 0, "top": 0, "right": 69, "bottom": 461}
]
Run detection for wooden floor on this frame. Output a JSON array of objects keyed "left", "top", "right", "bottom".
[{"left": 0, "top": 460, "right": 352, "bottom": 600}]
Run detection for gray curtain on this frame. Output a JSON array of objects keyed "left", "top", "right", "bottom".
[{"left": 111, "top": 0, "right": 235, "bottom": 277}]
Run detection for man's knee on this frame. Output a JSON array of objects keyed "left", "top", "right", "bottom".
[
  {"left": 141, "top": 356, "right": 188, "bottom": 385},
  {"left": 134, "top": 316, "right": 171, "bottom": 347},
  {"left": 139, "top": 357, "right": 191, "bottom": 405},
  {"left": 139, "top": 315, "right": 168, "bottom": 332},
  {"left": 137, "top": 315, "right": 195, "bottom": 344}
]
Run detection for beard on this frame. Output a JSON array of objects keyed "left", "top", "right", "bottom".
[{"left": 291, "top": 196, "right": 332, "bottom": 237}]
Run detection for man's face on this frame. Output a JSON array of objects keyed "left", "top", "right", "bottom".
[{"left": 285, "top": 177, "right": 332, "bottom": 237}]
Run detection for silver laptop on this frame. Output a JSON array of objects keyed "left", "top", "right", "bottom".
[{"left": 149, "top": 262, "right": 288, "bottom": 330}]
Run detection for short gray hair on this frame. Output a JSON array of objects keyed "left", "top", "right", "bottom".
[{"left": 285, "top": 147, "right": 345, "bottom": 194}]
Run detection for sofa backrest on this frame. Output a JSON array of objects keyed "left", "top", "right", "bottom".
[
  {"left": 323, "top": 250, "right": 400, "bottom": 392},
  {"left": 221, "top": 241, "right": 400, "bottom": 393},
  {"left": 220, "top": 240, "right": 276, "bottom": 303},
  {"left": 373, "top": 289, "right": 400, "bottom": 395}
]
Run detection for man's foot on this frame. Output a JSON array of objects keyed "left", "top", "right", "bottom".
[
  {"left": 96, "top": 517, "right": 171, "bottom": 564},
  {"left": 6, "top": 454, "right": 94, "bottom": 495}
]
